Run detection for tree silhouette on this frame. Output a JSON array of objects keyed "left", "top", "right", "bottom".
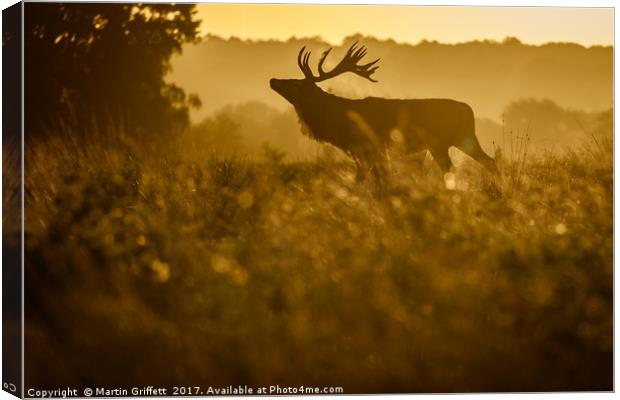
[{"left": 25, "top": 3, "right": 201, "bottom": 139}]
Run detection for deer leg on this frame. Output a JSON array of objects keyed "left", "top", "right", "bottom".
[
  {"left": 407, "top": 150, "right": 428, "bottom": 171},
  {"left": 457, "top": 136, "right": 498, "bottom": 173},
  {"left": 430, "top": 147, "right": 453, "bottom": 172},
  {"left": 369, "top": 161, "right": 388, "bottom": 197},
  {"left": 355, "top": 167, "right": 367, "bottom": 182},
  {"left": 370, "top": 162, "right": 387, "bottom": 182},
  {"left": 354, "top": 159, "right": 368, "bottom": 182}
]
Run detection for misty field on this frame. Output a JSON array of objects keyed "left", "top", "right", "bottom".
[{"left": 20, "top": 131, "right": 612, "bottom": 392}]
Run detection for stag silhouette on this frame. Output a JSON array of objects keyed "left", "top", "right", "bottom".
[{"left": 270, "top": 42, "right": 497, "bottom": 181}]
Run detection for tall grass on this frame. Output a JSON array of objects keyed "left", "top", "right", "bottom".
[{"left": 23, "top": 131, "right": 612, "bottom": 392}]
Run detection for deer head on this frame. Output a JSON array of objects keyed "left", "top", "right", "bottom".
[{"left": 270, "top": 41, "right": 380, "bottom": 105}]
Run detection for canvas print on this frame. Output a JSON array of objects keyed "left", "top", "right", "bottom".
[{"left": 2, "top": 2, "right": 613, "bottom": 396}]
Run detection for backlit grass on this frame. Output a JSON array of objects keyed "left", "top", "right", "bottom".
[{"left": 21, "top": 133, "right": 612, "bottom": 392}]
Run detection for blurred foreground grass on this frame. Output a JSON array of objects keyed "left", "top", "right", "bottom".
[{"left": 19, "top": 133, "right": 612, "bottom": 392}]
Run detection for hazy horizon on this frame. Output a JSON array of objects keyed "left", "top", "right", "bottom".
[
  {"left": 198, "top": 31, "right": 614, "bottom": 48},
  {"left": 196, "top": 5, "right": 614, "bottom": 47},
  {"left": 170, "top": 34, "right": 612, "bottom": 121}
]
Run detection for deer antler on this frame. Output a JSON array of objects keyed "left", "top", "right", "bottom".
[
  {"left": 297, "top": 46, "right": 315, "bottom": 79},
  {"left": 297, "top": 41, "right": 380, "bottom": 83}
]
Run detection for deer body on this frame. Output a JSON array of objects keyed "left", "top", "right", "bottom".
[{"left": 270, "top": 43, "right": 496, "bottom": 178}]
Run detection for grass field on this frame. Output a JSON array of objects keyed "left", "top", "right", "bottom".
[{"left": 19, "top": 131, "right": 612, "bottom": 392}]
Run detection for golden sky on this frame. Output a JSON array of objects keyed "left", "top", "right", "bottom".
[{"left": 196, "top": 5, "right": 613, "bottom": 46}]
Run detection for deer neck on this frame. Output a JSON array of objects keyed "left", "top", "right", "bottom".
[{"left": 293, "top": 86, "right": 343, "bottom": 142}]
